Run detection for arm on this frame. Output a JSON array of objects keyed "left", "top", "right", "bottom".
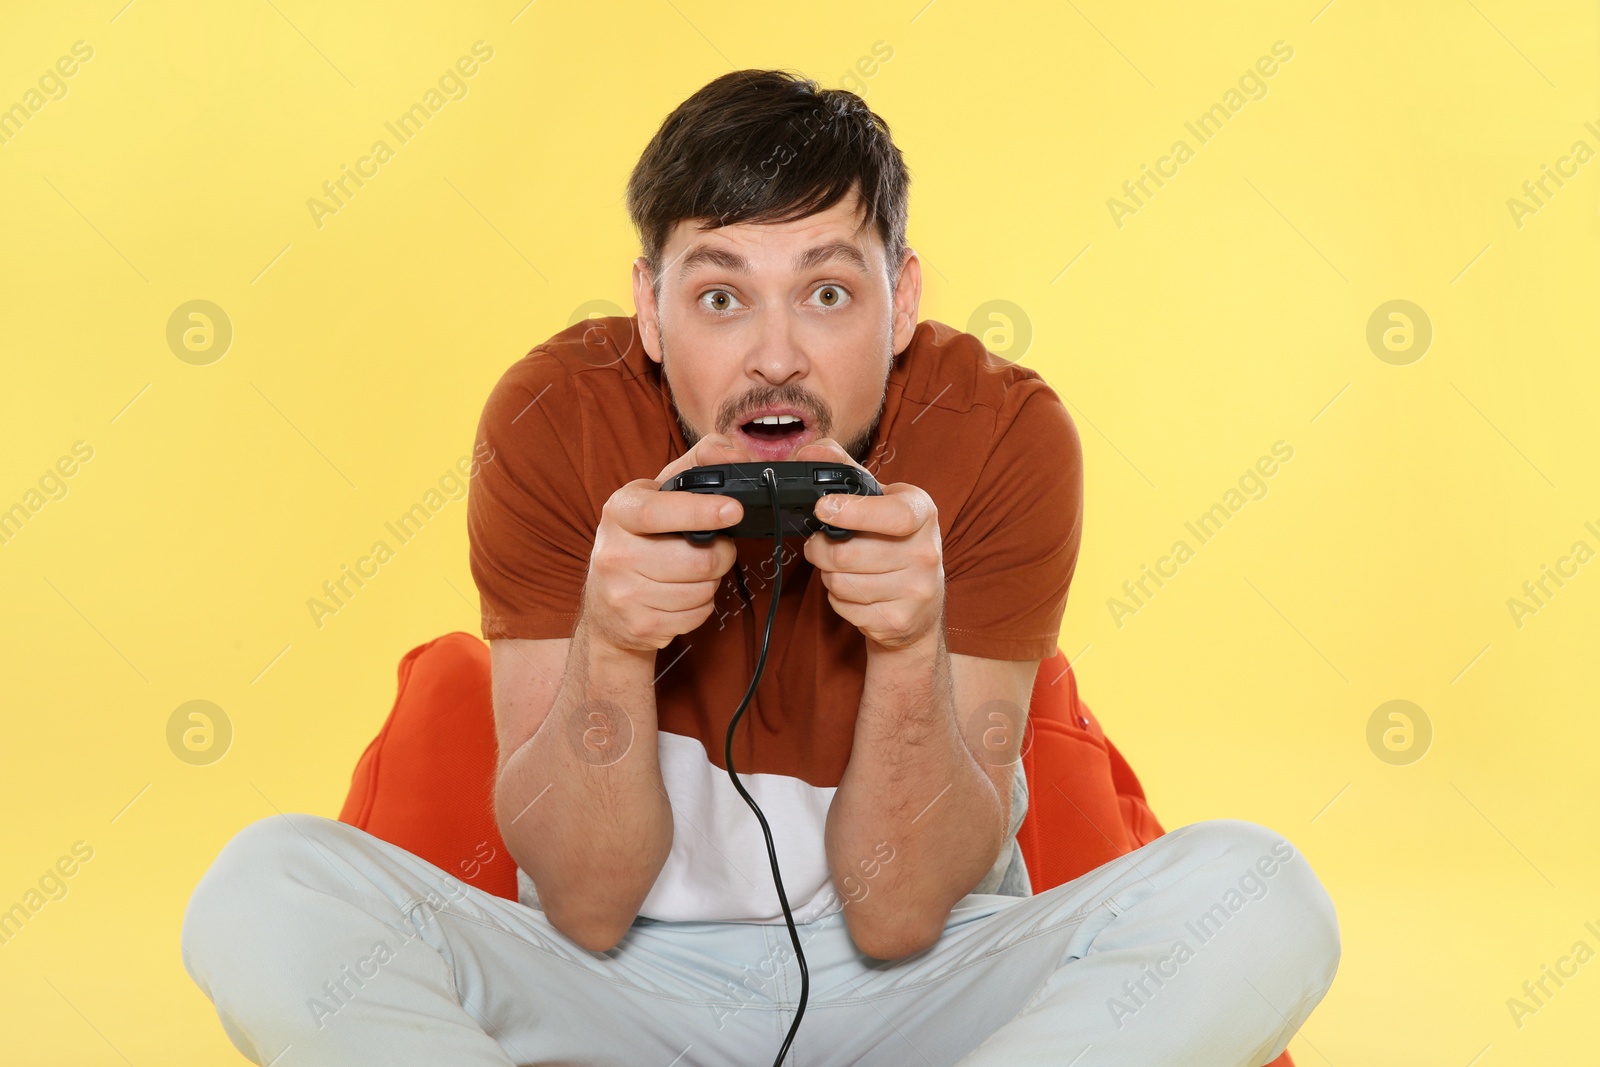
[
  {"left": 490, "top": 622, "right": 673, "bottom": 953},
  {"left": 793, "top": 420, "right": 1071, "bottom": 961},
  {"left": 825, "top": 631, "right": 1040, "bottom": 959},
  {"left": 485, "top": 429, "right": 762, "bottom": 953}
]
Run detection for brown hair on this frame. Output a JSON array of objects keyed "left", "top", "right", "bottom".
[{"left": 625, "top": 69, "right": 910, "bottom": 295}]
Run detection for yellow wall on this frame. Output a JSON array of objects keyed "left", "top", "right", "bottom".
[{"left": 2, "top": 0, "right": 1596, "bottom": 1062}]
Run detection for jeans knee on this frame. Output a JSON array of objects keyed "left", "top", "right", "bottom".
[
  {"left": 181, "top": 813, "right": 347, "bottom": 984},
  {"left": 1179, "top": 818, "right": 1341, "bottom": 991}
]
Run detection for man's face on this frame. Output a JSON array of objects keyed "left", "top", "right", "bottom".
[{"left": 632, "top": 188, "right": 921, "bottom": 464}]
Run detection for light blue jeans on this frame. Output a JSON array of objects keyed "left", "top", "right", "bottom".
[{"left": 180, "top": 813, "right": 1339, "bottom": 1066}]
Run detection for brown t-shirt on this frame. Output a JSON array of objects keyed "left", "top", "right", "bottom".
[{"left": 468, "top": 314, "right": 1083, "bottom": 924}]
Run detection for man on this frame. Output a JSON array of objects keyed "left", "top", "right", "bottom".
[{"left": 182, "top": 70, "right": 1339, "bottom": 1066}]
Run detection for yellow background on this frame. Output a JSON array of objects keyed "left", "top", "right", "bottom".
[{"left": 3, "top": 0, "right": 1597, "bottom": 1062}]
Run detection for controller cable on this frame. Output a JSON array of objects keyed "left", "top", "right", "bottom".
[{"left": 722, "top": 466, "right": 810, "bottom": 1067}]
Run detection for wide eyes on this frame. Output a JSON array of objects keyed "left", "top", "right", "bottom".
[
  {"left": 703, "top": 289, "right": 740, "bottom": 313},
  {"left": 697, "top": 285, "right": 850, "bottom": 314},
  {"left": 813, "top": 285, "right": 847, "bottom": 308}
]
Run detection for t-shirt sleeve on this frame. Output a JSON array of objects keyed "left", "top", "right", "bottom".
[
  {"left": 467, "top": 359, "right": 596, "bottom": 641},
  {"left": 941, "top": 384, "right": 1084, "bottom": 661}
]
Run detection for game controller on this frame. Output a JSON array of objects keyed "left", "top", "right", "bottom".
[{"left": 659, "top": 461, "right": 884, "bottom": 544}]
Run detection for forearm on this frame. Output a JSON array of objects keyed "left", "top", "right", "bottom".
[
  {"left": 825, "top": 629, "right": 1007, "bottom": 958},
  {"left": 494, "top": 614, "right": 673, "bottom": 950}
]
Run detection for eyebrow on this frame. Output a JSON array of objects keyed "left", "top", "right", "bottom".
[{"left": 675, "top": 240, "right": 870, "bottom": 282}]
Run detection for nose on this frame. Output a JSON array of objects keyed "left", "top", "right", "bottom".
[{"left": 746, "top": 304, "right": 809, "bottom": 386}]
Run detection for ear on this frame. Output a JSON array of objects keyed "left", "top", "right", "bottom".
[
  {"left": 632, "top": 256, "right": 664, "bottom": 364},
  {"left": 890, "top": 246, "right": 922, "bottom": 355}
]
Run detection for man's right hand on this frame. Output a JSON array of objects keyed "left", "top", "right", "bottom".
[{"left": 582, "top": 433, "right": 755, "bottom": 653}]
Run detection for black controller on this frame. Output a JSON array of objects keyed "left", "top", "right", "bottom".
[{"left": 659, "top": 461, "right": 884, "bottom": 544}]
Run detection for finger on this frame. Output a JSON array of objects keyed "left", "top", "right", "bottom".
[
  {"left": 613, "top": 481, "right": 744, "bottom": 538},
  {"left": 816, "top": 485, "right": 927, "bottom": 538},
  {"left": 654, "top": 433, "right": 754, "bottom": 487},
  {"left": 633, "top": 538, "right": 738, "bottom": 585},
  {"left": 819, "top": 575, "right": 921, "bottom": 649},
  {"left": 844, "top": 570, "right": 937, "bottom": 610},
  {"left": 612, "top": 602, "right": 725, "bottom": 649},
  {"left": 629, "top": 576, "right": 726, "bottom": 614},
  {"left": 793, "top": 438, "right": 887, "bottom": 533},
  {"left": 817, "top": 568, "right": 881, "bottom": 606},
  {"left": 804, "top": 532, "right": 904, "bottom": 574},
  {"left": 790, "top": 437, "right": 868, "bottom": 473}
]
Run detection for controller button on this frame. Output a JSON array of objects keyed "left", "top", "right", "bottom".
[
  {"left": 684, "top": 470, "right": 725, "bottom": 488},
  {"left": 812, "top": 467, "right": 852, "bottom": 485}
]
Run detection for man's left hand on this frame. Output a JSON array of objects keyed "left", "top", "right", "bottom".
[{"left": 793, "top": 439, "right": 944, "bottom": 653}]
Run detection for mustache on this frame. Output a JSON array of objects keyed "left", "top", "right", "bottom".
[{"left": 720, "top": 388, "right": 832, "bottom": 435}]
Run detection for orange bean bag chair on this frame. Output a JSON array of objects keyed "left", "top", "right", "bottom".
[{"left": 339, "top": 631, "right": 1294, "bottom": 1066}]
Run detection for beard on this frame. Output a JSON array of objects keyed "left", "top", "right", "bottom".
[{"left": 658, "top": 320, "right": 892, "bottom": 467}]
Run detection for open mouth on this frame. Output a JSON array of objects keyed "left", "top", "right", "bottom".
[
  {"left": 741, "top": 414, "right": 806, "bottom": 439},
  {"left": 736, "top": 412, "right": 813, "bottom": 458}
]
